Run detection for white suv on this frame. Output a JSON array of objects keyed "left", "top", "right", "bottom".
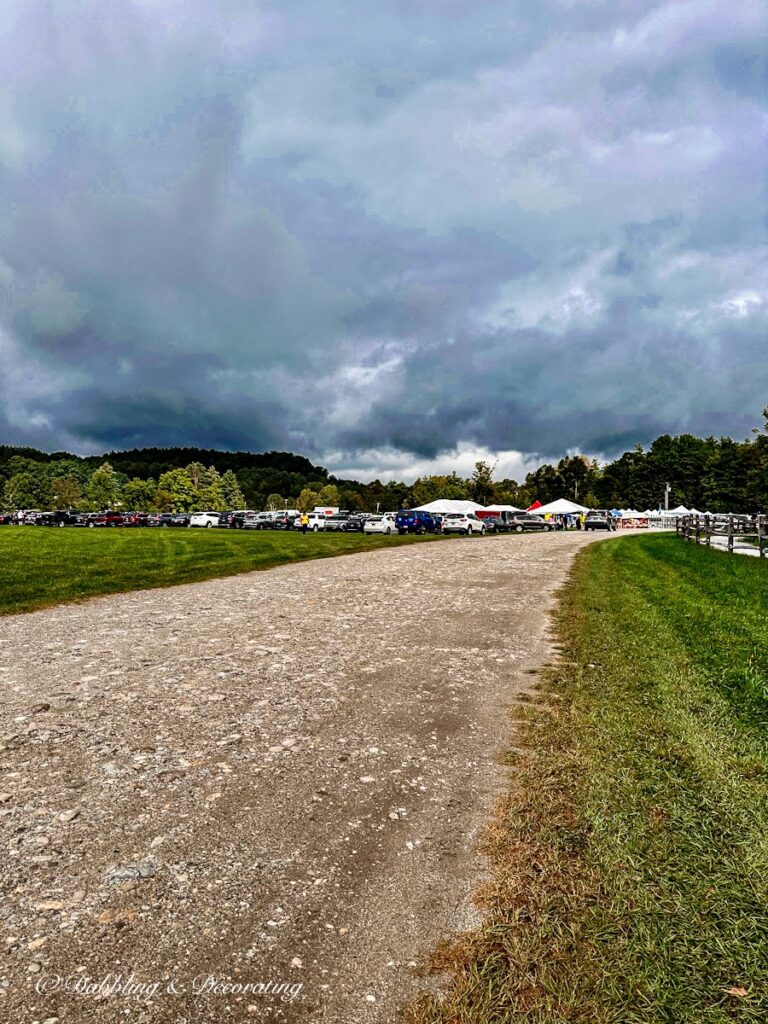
[
  {"left": 189, "top": 511, "right": 221, "bottom": 528},
  {"left": 441, "top": 513, "right": 486, "bottom": 535},
  {"left": 304, "top": 512, "right": 329, "bottom": 531}
]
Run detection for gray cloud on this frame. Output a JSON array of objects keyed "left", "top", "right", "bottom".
[{"left": 0, "top": 0, "right": 766, "bottom": 479}]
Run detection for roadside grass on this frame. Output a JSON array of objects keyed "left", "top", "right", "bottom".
[
  {"left": 407, "top": 533, "right": 768, "bottom": 1023},
  {"left": 0, "top": 527, "right": 444, "bottom": 616}
]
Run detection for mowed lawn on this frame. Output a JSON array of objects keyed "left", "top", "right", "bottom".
[
  {"left": 409, "top": 534, "right": 768, "bottom": 1024},
  {"left": 0, "top": 526, "right": 441, "bottom": 615}
]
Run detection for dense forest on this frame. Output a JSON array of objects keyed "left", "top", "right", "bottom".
[{"left": 1, "top": 412, "right": 767, "bottom": 513}]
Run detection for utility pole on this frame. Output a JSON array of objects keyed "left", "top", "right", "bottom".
[{"left": 664, "top": 482, "right": 671, "bottom": 512}]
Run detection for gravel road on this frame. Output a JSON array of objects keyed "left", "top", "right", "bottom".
[{"left": 0, "top": 531, "right": 601, "bottom": 1023}]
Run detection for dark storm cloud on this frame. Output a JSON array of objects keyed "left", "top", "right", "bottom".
[{"left": 0, "top": 0, "right": 766, "bottom": 477}]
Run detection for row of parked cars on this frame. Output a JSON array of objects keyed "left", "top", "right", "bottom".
[{"left": 1, "top": 508, "right": 613, "bottom": 535}]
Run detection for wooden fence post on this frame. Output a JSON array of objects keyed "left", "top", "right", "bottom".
[
  {"left": 727, "top": 514, "right": 734, "bottom": 554},
  {"left": 759, "top": 514, "right": 765, "bottom": 558}
]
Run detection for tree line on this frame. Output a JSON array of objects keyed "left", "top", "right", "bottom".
[{"left": 2, "top": 413, "right": 767, "bottom": 513}]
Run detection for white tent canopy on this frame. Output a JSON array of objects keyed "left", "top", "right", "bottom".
[
  {"left": 534, "top": 498, "right": 590, "bottom": 515},
  {"left": 413, "top": 499, "right": 485, "bottom": 514},
  {"left": 668, "top": 505, "right": 690, "bottom": 516},
  {"left": 485, "top": 503, "right": 523, "bottom": 513}
]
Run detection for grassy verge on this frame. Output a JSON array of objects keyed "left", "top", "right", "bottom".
[
  {"left": 0, "top": 526, "right": 443, "bottom": 616},
  {"left": 407, "top": 534, "right": 768, "bottom": 1023}
]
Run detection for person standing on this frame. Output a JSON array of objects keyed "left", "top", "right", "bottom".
[{"left": 300, "top": 512, "right": 309, "bottom": 535}]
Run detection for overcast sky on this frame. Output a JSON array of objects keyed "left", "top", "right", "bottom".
[{"left": 0, "top": 0, "right": 766, "bottom": 481}]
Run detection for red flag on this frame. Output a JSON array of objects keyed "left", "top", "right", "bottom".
[{"left": 527, "top": 500, "right": 542, "bottom": 511}]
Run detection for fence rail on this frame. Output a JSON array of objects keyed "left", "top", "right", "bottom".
[{"left": 676, "top": 514, "right": 767, "bottom": 558}]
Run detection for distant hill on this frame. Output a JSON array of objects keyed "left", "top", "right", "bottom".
[{"left": 0, "top": 444, "right": 410, "bottom": 512}]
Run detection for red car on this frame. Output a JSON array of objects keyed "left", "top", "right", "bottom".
[
  {"left": 122, "top": 512, "right": 149, "bottom": 527},
  {"left": 84, "top": 510, "right": 125, "bottom": 527}
]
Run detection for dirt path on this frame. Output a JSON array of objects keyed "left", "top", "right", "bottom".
[{"left": 0, "top": 531, "right": 600, "bottom": 1023}]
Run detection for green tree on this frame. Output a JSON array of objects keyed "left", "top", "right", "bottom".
[
  {"left": 84, "top": 462, "right": 122, "bottom": 511},
  {"left": 221, "top": 469, "right": 246, "bottom": 509},
  {"left": 470, "top": 460, "right": 497, "bottom": 505},
  {"left": 381, "top": 480, "right": 410, "bottom": 511},
  {"left": 411, "top": 473, "right": 469, "bottom": 506},
  {"left": 340, "top": 488, "right": 365, "bottom": 511},
  {"left": 186, "top": 462, "right": 206, "bottom": 491},
  {"left": 2, "top": 472, "right": 40, "bottom": 510},
  {"left": 122, "top": 477, "right": 158, "bottom": 512},
  {"left": 317, "top": 484, "right": 340, "bottom": 507},
  {"left": 556, "top": 455, "right": 599, "bottom": 503},
  {"left": 265, "top": 492, "right": 284, "bottom": 511},
  {"left": 50, "top": 476, "right": 81, "bottom": 510},
  {"left": 298, "top": 488, "right": 319, "bottom": 512},
  {"left": 496, "top": 478, "right": 529, "bottom": 509},
  {"left": 198, "top": 466, "right": 227, "bottom": 512},
  {"left": 155, "top": 467, "right": 197, "bottom": 512}
]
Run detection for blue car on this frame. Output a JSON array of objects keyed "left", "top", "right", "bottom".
[{"left": 394, "top": 510, "right": 437, "bottom": 535}]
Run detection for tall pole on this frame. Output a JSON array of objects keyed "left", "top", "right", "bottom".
[{"left": 664, "top": 482, "right": 671, "bottom": 512}]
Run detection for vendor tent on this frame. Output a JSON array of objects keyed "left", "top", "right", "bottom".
[
  {"left": 485, "top": 503, "right": 523, "bottom": 513},
  {"left": 535, "top": 498, "right": 590, "bottom": 516},
  {"left": 413, "top": 499, "right": 485, "bottom": 514},
  {"left": 668, "top": 505, "right": 690, "bottom": 516}
]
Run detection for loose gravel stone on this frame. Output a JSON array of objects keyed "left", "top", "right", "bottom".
[{"left": 0, "top": 532, "right": 603, "bottom": 1023}]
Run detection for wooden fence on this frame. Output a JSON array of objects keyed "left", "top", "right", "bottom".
[{"left": 676, "top": 514, "right": 767, "bottom": 557}]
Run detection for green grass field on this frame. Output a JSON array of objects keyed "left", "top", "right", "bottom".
[
  {"left": 0, "top": 526, "right": 442, "bottom": 616},
  {"left": 409, "top": 534, "right": 768, "bottom": 1024}
]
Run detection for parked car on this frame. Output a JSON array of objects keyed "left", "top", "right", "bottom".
[
  {"left": 148, "top": 513, "right": 190, "bottom": 527},
  {"left": 322, "top": 514, "right": 350, "bottom": 532},
  {"left": 340, "top": 515, "right": 368, "bottom": 532},
  {"left": 83, "top": 510, "right": 125, "bottom": 527},
  {"left": 122, "top": 511, "right": 150, "bottom": 527},
  {"left": 219, "top": 510, "right": 256, "bottom": 528},
  {"left": 271, "top": 513, "right": 299, "bottom": 530},
  {"left": 37, "top": 510, "right": 80, "bottom": 527},
  {"left": 242, "top": 512, "right": 274, "bottom": 530},
  {"left": 441, "top": 512, "right": 486, "bottom": 535},
  {"left": 483, "top": 515, "right": 511, "bottom": 533},
  {"left": 584, "top": 513, "right": 615, "bottom": 531},
  {"left": 303, "top": 512, "right": 330, "bottom": 532},
  {"left": 189, "top": 512, "right": 221, "bottom": 528},
  {"left": 0, "top": 513, "right": 13, "bottom": 525},
  {"left": 395, "top": 510, "right": 437, "bottom": 535},
  {"left": 363, "top": 515, "right": 396, "bottom": 535},
  {"left": 508, "top": 514, "right": 553, "bottom": 532}
]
